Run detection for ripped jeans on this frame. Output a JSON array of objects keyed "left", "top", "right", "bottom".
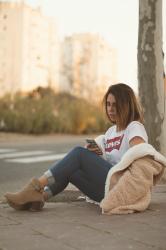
[{"left": 44, "top": 146, "right": 112, "bottom": 202}]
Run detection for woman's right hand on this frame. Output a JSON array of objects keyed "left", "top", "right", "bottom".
[{"left": 86, "top": 143, "right": 103, "bottom": 155}]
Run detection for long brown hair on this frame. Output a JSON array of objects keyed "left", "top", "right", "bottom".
[{"left": 103, "top": 83, "right": 143, "bottom": 131}]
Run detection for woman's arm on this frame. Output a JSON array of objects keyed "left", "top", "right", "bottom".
[{"left": 129, "top": 136, "right": 145, "bottom": 147}]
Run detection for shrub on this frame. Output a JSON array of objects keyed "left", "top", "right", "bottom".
[{"left": 0, "top": 88, "right": 110, "bottom": 134}]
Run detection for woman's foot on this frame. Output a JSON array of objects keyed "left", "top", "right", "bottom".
[
  {"left": 5, "top": 199, "right": 32, "bottom": 211},
  {"left": 5, "top": 199, "right": 45, "bottom": 212},
  {"left": 4, "top": 178, "right": 44, "bottom": 206},
  {"left": 29, "top": 200, "right": 45, "bottom": 212}
]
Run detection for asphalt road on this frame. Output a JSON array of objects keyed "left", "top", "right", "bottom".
[{"left": 0, "top": 133, "right": 95, "bottom": 199}]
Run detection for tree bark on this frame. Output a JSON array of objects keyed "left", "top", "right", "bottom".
[{"left": 138, "top": 0, "right": 165, "bottom": 155}]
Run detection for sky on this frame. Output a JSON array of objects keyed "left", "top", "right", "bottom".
[{"left": 3, "top": 0, "right": 166, "bottom": 92}]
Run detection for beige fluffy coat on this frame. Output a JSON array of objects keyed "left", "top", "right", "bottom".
[{"left": 95, "top": 138, "right": 166, "bottom": 215}]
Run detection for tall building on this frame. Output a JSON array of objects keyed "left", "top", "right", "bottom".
[
  {"left": 0, "top": 1, "right": 59, "bottom": 96},
  {"left": 60, "top": 33, "right": 118, "bottom": 102}
]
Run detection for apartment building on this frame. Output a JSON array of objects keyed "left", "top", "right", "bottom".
[
  {"left": 0, "top": 1, "right": 59, "bottom": 96},
  {"left": 60, "top": 33, "right": 117, "bottom": 102}
]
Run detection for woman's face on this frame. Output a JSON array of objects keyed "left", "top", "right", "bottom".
[{"left": 106, "top": 93, "right": 117, "bottom": 123}]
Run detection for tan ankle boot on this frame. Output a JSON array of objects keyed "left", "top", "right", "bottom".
[
  {"left": 29, "top": 200, "right": 45, "bottom": 212},
  {"left": 6, "top": 199, "right": 32, "bottom": 211},
  {"left": 6, "top": 199, "right": 45, "bottom": 211},
  {"left": 5, "top": 178, "right": 44, "bottom": 206}
]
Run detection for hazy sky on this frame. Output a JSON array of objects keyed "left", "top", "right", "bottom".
[{"left": 4, "top": 0, "right": 166, "bottom": 91}]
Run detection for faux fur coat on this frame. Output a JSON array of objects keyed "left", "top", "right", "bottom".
[{"left": 95, "top": 136, "right": 166, "bottom": 215}]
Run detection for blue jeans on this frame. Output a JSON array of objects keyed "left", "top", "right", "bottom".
[{"left": 46, "top": 146, "right": 112, "bottom": 202}]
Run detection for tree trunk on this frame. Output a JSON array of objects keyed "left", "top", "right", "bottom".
[{"left": 138, "top": 0, "right": 166, "bottom": 156}]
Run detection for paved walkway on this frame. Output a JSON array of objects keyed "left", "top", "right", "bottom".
[{"left": 0, "top": 185, "right": 166, "bottom": 250}]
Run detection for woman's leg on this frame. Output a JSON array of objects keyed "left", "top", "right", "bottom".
[
  {"left": 5, "top": 146, "right": 112, "bottom": 206},
  {"left": 44, "top": 146, "right": 112, "bottom": 202}
]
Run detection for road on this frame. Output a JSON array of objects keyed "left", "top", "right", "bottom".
[{"left": 0, "top": 133, "right": 93, "bottom": 199}]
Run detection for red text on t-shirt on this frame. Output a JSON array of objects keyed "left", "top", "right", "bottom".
[{"left": 105, "top": 134, "right": 124, "bottom": 152}]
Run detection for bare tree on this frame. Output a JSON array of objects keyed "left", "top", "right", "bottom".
[{"left": 138, "top": 0, "right": 166, "bottom": 155}]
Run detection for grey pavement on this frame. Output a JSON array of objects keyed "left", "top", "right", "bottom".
[{"left": 0, "top": 185, "right": 166, "bottom": 250}]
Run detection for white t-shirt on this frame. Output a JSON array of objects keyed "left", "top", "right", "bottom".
[{"left": 103, "top": 121, "right": 148, "bottom": 166}]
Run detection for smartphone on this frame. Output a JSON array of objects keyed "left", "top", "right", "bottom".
[
  {"left": 86, "top": 138, "right": 103, "bottom": 155},
  {"left": 86, "top": 139, "right": 99, "bottom": 148}
]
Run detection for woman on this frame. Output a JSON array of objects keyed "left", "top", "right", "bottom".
[{"left": 5, "top": 83, "right": 166, "bottom": 214}]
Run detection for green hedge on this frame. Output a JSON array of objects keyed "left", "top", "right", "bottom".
[{"left": 0, "top": 87, "right": 110, "bottom": 134}]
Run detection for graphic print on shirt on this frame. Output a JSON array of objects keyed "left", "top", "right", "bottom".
[{"left": 105, "top": 134, "right": 124, "bottom": 152}]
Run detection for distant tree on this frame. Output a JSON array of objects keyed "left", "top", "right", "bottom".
[{"left": 138, "top": 0, "right": 166, "bottom": 155}]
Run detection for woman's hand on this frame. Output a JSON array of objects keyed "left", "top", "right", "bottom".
[{"left": 86, "top": 143, "right": 103, "bottom": 155}]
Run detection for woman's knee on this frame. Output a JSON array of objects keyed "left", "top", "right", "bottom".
[{"left": 71, "top": 146, "right": 87, "bottom": 156}]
